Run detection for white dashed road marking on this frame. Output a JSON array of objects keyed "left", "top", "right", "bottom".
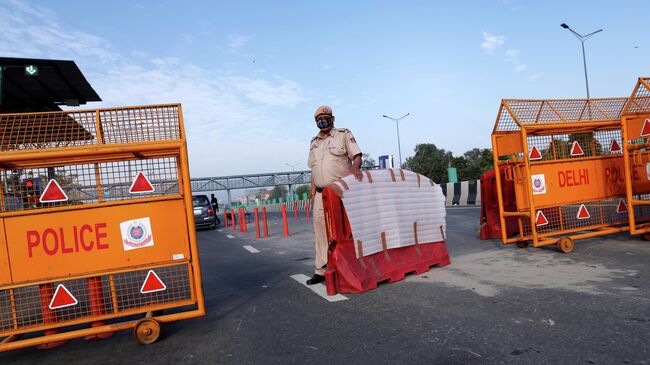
[
  {"left": 227, "top": 234, "right": 235, "bottom": 239},
  {"left": 243, "top": 245, "right": 260, "bottom": 253},
  {"left": 290, "top": 274, "right": 349, "bottom": 302}
]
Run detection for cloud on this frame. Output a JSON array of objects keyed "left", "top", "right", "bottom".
[
  {"left": 0, "top": 0, "right": 309, "bottom": 176},
  {"left": 480, "top": 32, "right": 505, "bottom": 54},
  {"left": 481, "top": 32, "right": 536, "bottom": 78},
  {"left": 504, "top": 49, "right": 519, "bottom": 62},
  {"left": 227, "top": 77, "right": 306, "bottom": 107},
  {"left": 529, "top": 72, "right": 543, "bottom": 81},
  {"left": 504, "top": 49, "right": 527, "bottom": 73},
  {"left": 0, "top": 0, "right": 114, "bottom": 62},
  {"left": 227, "top": 33, "right": 250, "bottom": 48}
]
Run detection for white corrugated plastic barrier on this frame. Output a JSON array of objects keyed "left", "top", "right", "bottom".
[{"left": 333, "top": 169, "right": 447, "bottom": 259}]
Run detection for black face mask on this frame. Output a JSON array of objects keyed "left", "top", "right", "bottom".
[{"left": 316, "top": 117, "right": 332, "bottom": 129}]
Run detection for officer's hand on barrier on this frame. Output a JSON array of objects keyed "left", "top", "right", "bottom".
[{"left": 351, "top": 168, "right": 363, "bottom": 181}]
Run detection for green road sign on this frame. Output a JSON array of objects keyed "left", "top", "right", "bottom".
[{"left": 24, "top": 65, "right": 39, "bottom": 76}]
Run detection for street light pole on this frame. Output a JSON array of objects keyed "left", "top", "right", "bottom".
[
  {"left": 382, "top": 113, "right": 410, "bottom": 167},
  {"left": 284, "top": 162, "right": 300, "bottom": 199},
  {"left": 285, "top": 162, "right": 299, "bottom": 172},
  {"left": 560, "top": 23, "right": 603, "bottom": 99}
]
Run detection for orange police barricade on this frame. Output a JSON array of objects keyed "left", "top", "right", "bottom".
[
  {"left": 321, "top": 169, "right": 450, "bottom": 295},
  {"left": 621, "top": 77, "right": 650, "bottom": 238},
  {"left": 0, "top": 104, "right": 205, "bottom": 351},
  {"left": 490, "top": 96, "right": 650, "bottom": 252}
]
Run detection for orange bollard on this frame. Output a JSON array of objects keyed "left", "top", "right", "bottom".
[
  {"left": 242, "top": 209, "right": 248, "bottom": 233},
  {"left": 293, "top": 201, "right": 298, "bottom": 220},
  {"left": 37, "top": 283, "right": 68, "bottom": 349},
  {"left": 281, "top": 204, "right": 289, "bottom": 237},
  {"left": 254, "top": 207, "right": 260, "bottom": 239},
  {"left": 231, "top": 210, "right": 236, "bottom": 231},
  {"left": 85, "top": 277, "right": 115, "bottom": 340},
  {"left": 224, "top": 210, "right": 229, "bottom": 227},
  {"left": 239, "top": 208, "right": 244, "bottom": 232},
  {"left": 305, "top": 200, "right": 311, "bottom": 221},
  {"left": 262, "top": 207, "right": 269, "bottom": 238}
]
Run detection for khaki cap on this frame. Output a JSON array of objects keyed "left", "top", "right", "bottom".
[{"left": 314, "top": 105, "right": 333, "bottom": 118}]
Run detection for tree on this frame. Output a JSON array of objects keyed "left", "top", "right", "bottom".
[
  {"left": 295, "top": 184, "right": 310, "bottom": 199},
  {"left": 361, "top": 153, "right": 376, "bottom": 169},
  {"left": 402, "top": 144, "right": 453, "bottom": 183},
  {"left": 270, "top": 185, "right": 287, "bottom": 200},
  {"left": 454, "top": 148, "right": 493, "bottom": 181},
  {"left": 451, "top": 156, "right": 468, "bottom": 180},
  {"left": 479, "top": 149, "right": 494, "bottom": 174}
]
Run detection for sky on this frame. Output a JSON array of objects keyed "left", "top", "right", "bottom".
[{"left": 1, "top": 0, "right": 649, "bottom": 179}]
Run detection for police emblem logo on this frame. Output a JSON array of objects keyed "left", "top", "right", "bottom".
[
  {"left": 531, "top": 174, "right": 546, "bottom": 195},
  {"left": 127, "top": 222, "right": 147, "bottom": 244},
  {"left": 120, "top": 217, "right": 155, "bottom": 251}
]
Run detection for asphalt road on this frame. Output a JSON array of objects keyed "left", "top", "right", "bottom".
[{"left": 2, "top": 207, "right": 650, "bottom": 364}]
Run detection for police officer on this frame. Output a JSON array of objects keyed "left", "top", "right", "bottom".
[{"left": 306, "top": 105, "right": 363, "bottom": 285}]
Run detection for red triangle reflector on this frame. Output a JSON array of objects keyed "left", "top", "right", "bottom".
[
  {"left": 129, "top": 172, "right": 155, "bottom": 194},
  {"left": 610, "top": 139, "right": 621, "bottom": 153},
  {"left": 616, "top": 199, "right": 628, "bottom": 214},
  {"left": 641, "top": 119, "right": 650, "bottom": 137},
  {"left": 529, "top": 145, "right": 542, "bottom": 160},
  {"left": 140, "top": 270, "right": 167, "bottom": 294},
  {"left": 576, "top": 204, "right": 591, "bottom": 219},
  {"left": 535, "top": 210, "right": 548, "bottom": 226},
  {"left": 49, "top": 284, "right": 78, "bottom": 310},
  {"left": 39, "top": 179, "right": 69, "bottom": 203},
  {"left": 570, "top": 141, "right": 584, "bottom": 156}
]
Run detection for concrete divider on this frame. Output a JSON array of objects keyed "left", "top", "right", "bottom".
[{"left": 440, "top": 180, "right": 481, "bottom": 206}]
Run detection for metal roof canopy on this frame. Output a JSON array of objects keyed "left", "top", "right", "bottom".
[{"left": 0, "top": 57, "right": 101, "bottom": 113}]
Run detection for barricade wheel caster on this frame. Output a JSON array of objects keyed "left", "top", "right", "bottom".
[
  {"left": 641, "top": 233, "right": 650, "bottom": 241},
  {"left": 557, "top": 237, "right": 574, "bottom": 254},
  {"left": 516, "top": 241, "right": 529, "bottom": 248},
  {"left": 134, "top": 318, "right": 160, "bottom": 345}
]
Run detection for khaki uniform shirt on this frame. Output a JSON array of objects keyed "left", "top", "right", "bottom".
[{"left": 308, "top": 128, "right": 362, "bottom": 188}]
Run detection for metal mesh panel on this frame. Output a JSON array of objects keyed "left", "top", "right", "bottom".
[
  {"left": 495, "top": 104, "right": 521, "bottom": 132},
  {"left": 504, "top": 100, "right": 543, "bottom": 124},
  {"left": 521, "top": 198, "right": 628, "bottom": 237},
  {"left": 0, "top": 111, "right": 97, "bottom": 151},
  {"left": 0, "top": 157, "right": 180, "bottom": 212},
  {"left": 0, "top": 264, "right": 192, "bottom": 335},
  {"left": 502, "top": 98, "right": 628, "bottom": 125},
  {"left": 0, "top": 105, "right": 181, "bottom": 152},
  {"left": 624, "top": 78, "right": 650, "bottom": 114},
  {"left": 526, "top": 129, "right": 623, "bottom": 162},
  {"left": 112, "top": 265, "right": 191, "bottom": 311},
  {"left": 98, "top": 106, "right": 181, "bottom": 144},
  {"left": 632, "top": 195, "right": 650, "bottom": 225},
  {"left": 99, "top": 157, "right": 180, "bottom": 202}
]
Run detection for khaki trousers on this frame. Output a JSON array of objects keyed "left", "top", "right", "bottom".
[{"left": 312, "top": 192, "right": 328, "bottom": 276}]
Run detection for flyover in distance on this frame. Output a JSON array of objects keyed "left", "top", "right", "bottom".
[{"left": 190, "top": 170, "right": 312, "bottom": 204}]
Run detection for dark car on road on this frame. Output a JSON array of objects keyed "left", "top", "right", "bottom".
[{"left": 192, "top": 194, "right": 218, "bottom": 229}]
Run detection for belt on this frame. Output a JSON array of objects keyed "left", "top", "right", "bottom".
[{"left": 316, "top": 187, "right": 324, "bottom": 193}]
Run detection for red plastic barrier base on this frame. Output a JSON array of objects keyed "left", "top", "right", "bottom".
[
  {"left": 321, "top": 186, "right": 450, "bottom": 295},
  {"left": 325, "top": 241, "right": 450, "bottom": 295}
]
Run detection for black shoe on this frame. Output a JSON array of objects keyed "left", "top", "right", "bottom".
[{"left": 306, "top": 274, "right": 325, "bottom": 285}]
